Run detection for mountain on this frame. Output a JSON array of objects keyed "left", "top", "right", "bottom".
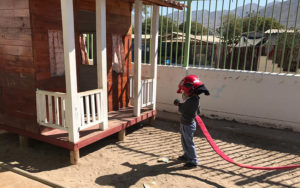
[
  {"left": 170, "top": 3, "right": 262, "bottom": 29},
  {"left": 262, "top": 0, "right": 300, "bottom": 28},
  {"left": 168, "top": 1, "right": 300, "bottom": 29}
]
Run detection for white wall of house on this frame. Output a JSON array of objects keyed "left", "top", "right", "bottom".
[{"left": 142, "top": 64, "right": 300, "bottom": 132}]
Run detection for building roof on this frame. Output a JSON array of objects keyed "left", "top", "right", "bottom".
[
  {"left": 132, "top": 33, "right": 221, "bottom": 43},
  {"left": 164, "top": 32, "right": 221, "bottom": 43},
  {"left": 143, "top": 0, "right": 187, "bottom": 10},
  {"left": 264, "top": 29, "right": 299, "bottom": 34}
]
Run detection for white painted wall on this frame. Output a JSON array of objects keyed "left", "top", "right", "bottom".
[{"left": 142, "top": 64, "right": 300, "bottom": 132}]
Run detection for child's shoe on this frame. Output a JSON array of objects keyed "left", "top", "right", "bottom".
[
  {"left": 177, "top": 155, "right": 187, "bottom": 161},
  {"left": 184, "top": 162, "right": 197, "bottom": 168}
]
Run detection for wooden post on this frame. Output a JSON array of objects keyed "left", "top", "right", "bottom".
[
  {"left": 96, "top": 0, "right": 108, "bottom": 130},
  {"left": 70, "top": 149, "right": 80, "bottom": 165},
  {"left": 149, "top": 116, "right": 156, "bottom": 126},
  {"left": 60, "top": 0, "right": 80, "bottom": 143},
  {"left": 133, "top": 0, "right": 143, "bottom": 117},
  {"left": 19, "top": 136, "right": 29, "bottom": 149},
  {"left": 118, "top": 129, "right": 126, "bottom": 141},
  {"left": 150, "top": 5, "right": 159, "bottom": 111}
]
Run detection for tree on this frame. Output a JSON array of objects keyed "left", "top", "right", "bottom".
[
  {"left": 242, "top": 16, "right": 283, "bottom": 33},
  {"left": 259, "top": 17, "right": 284, "bottom": 32},
  {"left": 220, "top": 14, "right": 284, "bottom": 44},
  {"left": 274, "top": 31, "right": 300, "bottom": 72},
  {"left": 221, "top": 15, "right": 243, "bottom": 44},
  {"left": 179, "top": 21, "right": 208, "bottom": 35},
  {"left": 142, "top": 16, "right": 179, "bottom": 35}
]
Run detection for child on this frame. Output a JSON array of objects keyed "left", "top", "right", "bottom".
[{"left": 174, "top": 75, "right": 210, "bottom": 168}]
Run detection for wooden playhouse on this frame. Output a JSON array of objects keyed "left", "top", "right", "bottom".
[{"left": 0, "top": 0, "right": 185, "bottom": 164}]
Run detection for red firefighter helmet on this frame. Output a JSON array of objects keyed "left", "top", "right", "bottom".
[{"left": 177, "top": 75, "right": 203, "bottom": 95}]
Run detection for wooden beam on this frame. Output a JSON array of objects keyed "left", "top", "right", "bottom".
[
  {"left": 142, "top": 0, "right": 185, "bottom": 10},
  {"left": 148, "top": 116, "right": 156, "bottom": 125},
  {"left": 70, "top": 149, "right": 80, "bottom": 165},
  {"left": 150, "top": 5, "right": 159, "bottom": 111},
  {"left": 60, "top": 0, "right": 80, "bottom": 143},
  {"left": 96, "top": 0, "right": 108, "bottom": 130},
  {"left": 118, "top": 129, "right": 126, "bottom": 141},
  {"left": 19, "top": 135, "right": 29, "bottom": 149},
  {"left": 133, "top": 0, "right": 143, "bottom": 117}
]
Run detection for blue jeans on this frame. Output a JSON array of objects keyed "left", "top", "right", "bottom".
[{"left": 180, "top": 121, "right": 198, "bottom": 165}]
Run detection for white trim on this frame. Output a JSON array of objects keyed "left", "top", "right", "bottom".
[
  {"left": 96, "top": 0, "right": 108, "bottom": 130},
  {"left": 60, "top": 0, "right": 80, "bottom": 143},
  {"left": 150, "top": 5, "right": 159, "bottom": 110},
  {"left": 133, "top": 0, "right": 143, "bottom": 117}
]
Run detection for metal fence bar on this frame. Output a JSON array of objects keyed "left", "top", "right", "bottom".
[
  {"left": 279, "top": 0, "right": 292, "bottom": 73},
  {"left": 170, "top": 8, "right": 175, "bottom": 65},
  {"left": 222, "top": 0, "right": 232, "bottom": 69},
  {"left": 257, "top": 0, "right": 269, "bottom": 71},
  {"left": 271, "top": 0, "right": 284, "bottom": 72},
  {"left": 198, "top": 0, "right": 205, "bottom": 67},
  {"left": 180, "top": 1, "right": 187, "bottom": 66},
  {"left": 192, "top": 0, "right": 199, "bottom": 67},
  {"left": 159, "top": 7, "right": 163, "bottom": 65},
  {"left": 235, "top": 0, "right": 246, "bottom": 70},
  {"left": 175, "top": 8, "right": 180, "bottom": 66},
  {"left": 216, "top": 0, "right": 225, "bottom": 69},
  {"left": 144, "top": 6, "right": 148, "bottom": 64},
  {"left": 287, "top": 0, "right": 300, "bottom": 73},
  {"left": 149, "top": 6, "right": 153, "bottom": 65},
  {"left": 264, "top": 0, "right": 277, "bottom": 72},
  {"left": 204, "top": 0, "right": 212, "bottom": 67},
  {"left": 164, "top": 7, "right": 169, "bottom": 65},
  {"left": 250, "top": 0, "right": 262, "bottom": 71},
  {"left": 210, "top": 0, "right": 218, "bottom": 68},
  {"left": 242, "top": 1, "right": 254, "bottom": 70}
]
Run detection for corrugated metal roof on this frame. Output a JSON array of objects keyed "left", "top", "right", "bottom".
[{"left": 264, "top": 29, "right": 298, "bottom": 34}]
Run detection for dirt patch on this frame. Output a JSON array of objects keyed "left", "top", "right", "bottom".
[
  {"left": 0, "top": 167, "right": 51, "bottom": 188},
  {"left": 0, "top": 119, "right": 300, "bottom": 188}
]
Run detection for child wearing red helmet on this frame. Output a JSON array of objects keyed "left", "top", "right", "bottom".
[{"left": 174, "top": 75, "right": 210, "bottom": 168}]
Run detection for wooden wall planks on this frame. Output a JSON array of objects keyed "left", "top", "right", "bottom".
[
  {"left": 0, "top": 0, "right": 38, "bottom": 133},
  {"left": 0, "top": 0, "right": 29, "bottom": 10},
  {"left": 106, "top": 0, "right": 132, "bottom": 111},
  {"left": 30, "top": 0, "right": 66, "bottom": 92}
]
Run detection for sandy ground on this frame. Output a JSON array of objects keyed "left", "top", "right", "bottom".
[
  {"left": 0, "top": 119, "right": 300, "bottom": 188},
  {"left": 0, "top": 167, "right": 51, "bottom": 188}
]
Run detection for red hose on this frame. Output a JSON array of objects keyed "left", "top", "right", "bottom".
[{"left": 195, "top": 115, "right": 300, "bottom": 170}]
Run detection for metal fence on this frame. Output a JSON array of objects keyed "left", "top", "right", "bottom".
[{"left": 136, "top": 0, "right": 300, "bottom": 74}]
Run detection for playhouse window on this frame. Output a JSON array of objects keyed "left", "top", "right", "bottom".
[
  {"left": 48, "top": 30, "right": 65, "bottom": 77},
  {"left": 79, "top": 33, "right": 95, "bottom": 66}
]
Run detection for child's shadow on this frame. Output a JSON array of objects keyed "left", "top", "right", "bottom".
[{"left": 95, "top": 161, "right": 225, "bottom": 188}]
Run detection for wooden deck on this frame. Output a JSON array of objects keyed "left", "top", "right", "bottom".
[{"left": 0, "top": 107, "right": 156, "bottom": 151}]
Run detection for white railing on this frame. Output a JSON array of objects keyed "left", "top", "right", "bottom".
[
  {"left": 36, "top": 90, "right": 67, "bottom": 130},
  {"left": 36, "top": 89, "right": 104, "bottom": 132},
  {"left": 78, "top": 89, "right": 103, "bottom": 130},
  {"left": 129, "top": 77, "right": 154, "bottom": 107},
  {"left": 141, "top": 79, "right": 153, "bottom": 107}
]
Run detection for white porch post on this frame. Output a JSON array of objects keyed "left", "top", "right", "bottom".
[
  {"left": 96, "top": 0, "right": 108, "bottom": 130},
  {"left": 60, "top": 0, "right": 80, "bottom": 142},
  {"left": 133, "top": 0, "right": 143, "bottom": 117},
  {"left": 150, "top": 5, "right": 159, "bottom": 110}
]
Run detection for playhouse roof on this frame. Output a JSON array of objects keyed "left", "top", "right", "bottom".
[{"left": 142, "top": 0, "right": 187, "bottom": 9}]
